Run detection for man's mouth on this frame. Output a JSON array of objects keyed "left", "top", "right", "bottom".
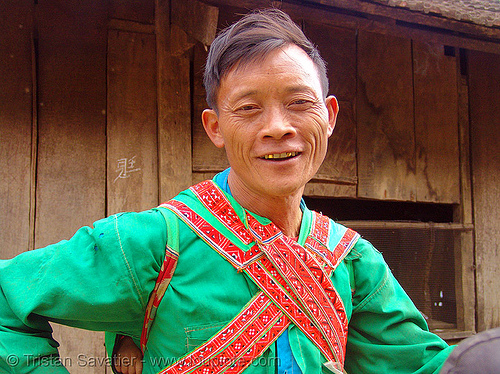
[{"left": 262, "top": 152, "right": 299, "bottom": 160}]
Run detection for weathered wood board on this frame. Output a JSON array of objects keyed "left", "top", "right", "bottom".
[
  {"left": 110, "top": 0, "right": 155, "bottom": 24},
  {"left": 357, "top": 30, "right": 416, "bottom": 201},
  {"left": 303, "top": 23, "right": 357, "bottom": 193},
  {"left": 469, "top": 49, "right": 500, "bottom": 331},
  {"left": 192, "top": 42, "right": 229, "bottom": 173},
  {"left": 191, "top": 5, "right": 244, "bottom": 174},
  {"left": 314, "top": 99, "right": 357, "bottom": 189},
  {"left": 35, "top": 0, "right": 108, "bottom": 371},
  {"left": 157, "top": 0, "right": 193, "bottom": 202},
  {"left": 0, "top": 1, "right": 34, "bottom": 258},
  {"left": 413, "top": 41, "right": 460, "bottom": 203},
  {"left": 171, "top": 0, "right": 219, "bottom": 46},
  {"left": 107, "top": 29, "right": 158, "bottom": 214},
  {"left": 303, "top": 21, "right": 357, "bottom": 102}
]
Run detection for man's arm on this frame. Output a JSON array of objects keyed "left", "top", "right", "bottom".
[
  {"left": 344, "top": 238, "right": 454, "bottom": 374},
  {"left": 0, "top": 210, "right": 167, "bottom": 373}
]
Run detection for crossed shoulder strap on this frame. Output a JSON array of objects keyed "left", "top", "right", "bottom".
[{"left": 141, "top": 180, "right": 359, "bottom": 374}]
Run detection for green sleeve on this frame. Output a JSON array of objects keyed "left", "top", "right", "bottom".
[
  {"left": 0, "top": 209, "right": 167, "bottom": 373},
  {"left": 344, "top": 238, "right": 454, "bottom": 374}
]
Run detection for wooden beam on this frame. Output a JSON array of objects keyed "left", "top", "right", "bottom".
[
  {"left": 453, "top": 58, "right": 476, "bottom": 335},
  {"left": 339, "top": 221, "right": 474, "bottom": 230},
  {"left": 157, "top": 0, "right": 193, "bottom": 202},
  {"left": 303, "top": 181, "right": 356, "bottom": 198},
  {"left": 192, "top": 42, "right": 229, "bottom": 173},
  {"left": 170, "top": 23, "right": 196, "bottom": 57},
  {"left": 314, "top": 100, "right": 357, "bottom": 188},
  {"left": 310, "top": 0, "right": 500, "bottom": 42},
  {"left": 469, "top": 50, "right": 500, "bottom": 331},
  {"left": 202, "top": 0, "right": 500, "bottom": 54},
  {"left": 110, "top": 0, "right": 155, "bottom": 24}
]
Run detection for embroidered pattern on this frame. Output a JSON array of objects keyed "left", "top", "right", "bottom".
[
  {"left": 191, "top": 181, "right": 253, "bottom": 245},
  {"left": 144, "top": 180, "right": 360, "bottom": 374},
  {"left": 141, "top": 246, "right": 179, "bottom": 351},
  {"left": 157, "top": 293, "right": 288, "bottom": 374},
  {"left": 165, "top": 200, "right": 264, "bottom": 270}
]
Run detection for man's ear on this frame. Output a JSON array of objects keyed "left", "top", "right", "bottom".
[
  {"left": 325, "top": 96, "right": 339, "bottom": 137},
  {"left": 202, "top": 109, "right": 225, "bottom": 148}
]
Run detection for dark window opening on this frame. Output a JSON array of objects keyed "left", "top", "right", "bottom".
[
  {"left": 303, "top": 197, "right": 455, "bottom": 223},
  {"left": 304, "top": 196, "right": 458, "bottom": 329}
]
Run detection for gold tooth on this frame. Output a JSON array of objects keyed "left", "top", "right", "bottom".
[{"left": 264, "top": 152, "right": 297, "bottom": 159}]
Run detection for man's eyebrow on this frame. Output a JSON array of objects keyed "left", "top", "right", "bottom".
[
  {"left": 229, "top": 85, "right": 318, "bottom": 101},
  {"left": 231, "top": 89, "right": 258, "bottom": 101},
  {"left": 285, "top": 84, "right": 319, "bottom": 96}
]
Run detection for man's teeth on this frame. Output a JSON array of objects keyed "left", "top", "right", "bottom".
[{"left": 263, "top": 152, "right": 298, "bottom": 160}]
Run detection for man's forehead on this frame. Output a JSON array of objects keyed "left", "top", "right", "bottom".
[
  {"left": 221, "top": 45, "right": 320, "bottom": 86},
  {"left": 230, "top": 44, "right": 315, "bottom": 72}
]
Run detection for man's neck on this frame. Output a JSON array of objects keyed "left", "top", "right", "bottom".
[{"left": 227, "top": 176, "right": 304, "bottom": 238}]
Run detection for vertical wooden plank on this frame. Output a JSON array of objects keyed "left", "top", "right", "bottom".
[
  {"left": 171, "top": 0, "right": 219, "bottom": 47},
  {"left": 303, "top": 23, "right": 357, "bottom": 193},
  {"left": 110, "top": 0, "right": 154, "bottom": 24},
  {"left": 192, "top": 7, "right": 249, "bottom": 176},
  {"left": 192, "top": 42, "right": 229, "bottom": 173},
  {"left": 453, "top": 64, "right": 475, "bottom": 334},
  {"left": 319, "top": 100, "right": 357, "bottom": 185},
  {"left": 413, "top": 41, "right": 460, "bottom": 203},
  {"left": 469, "top": 50, "right": 500, "bottom": 331},
  {"left": 304, "top": 100, "right": 357, "bottom": 198},
  {"left": 35, "top": 0, "right": 108, "bottom": 372},
  {"left": 303, "top": 22, "right": 356, "bottom": 102},
  {"left": 107, "top": 30, "right": 158, "bottom": 214},
  {"left": 357, "top": 31, "right": 416, "bottom": 201},
  {"left": 157, "top": 0, "right": 193, "bottom": 202},
  {"left": 0, "top": 1, "right": 34, "bottom": 258}
]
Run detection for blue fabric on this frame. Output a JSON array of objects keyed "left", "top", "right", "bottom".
[
  {"left": 277, "top": 329, "right": 302, "bottom": 374},
  {"left": 214, "top": 169, "right": 302, "bottom": 374}
]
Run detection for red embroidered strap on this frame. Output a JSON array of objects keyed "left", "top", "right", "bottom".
[
  {"left": 164, "top": 199, "right": 341, "bottom": 363},
  {"left": 247, "top": 217, "right": 347, "bottom": 362},
  {"left": 192, "top": 182, "right": 253, "bottom": 245},
  {"left": 188, "top": 181, "right": 357, "bottom": 365},
  {"left": 143, "top": 180, "right": 359, "bottom": 373},
  {"left": 140, "top": 246, "right": 178, "bottom": 352},
  {"left": 157, "top": 292, "right": 288, "bottom": 374},
  {"left": 164, "top": 200, "right": 264, "bottom": 271}
]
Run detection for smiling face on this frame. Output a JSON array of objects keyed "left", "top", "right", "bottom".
[{"left": 202, "top": 44, "right": 339, "bottom": 203}]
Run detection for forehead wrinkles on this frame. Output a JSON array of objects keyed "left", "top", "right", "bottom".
[{"left": 221, "top": 46, "right": 322, "bottom": 100}]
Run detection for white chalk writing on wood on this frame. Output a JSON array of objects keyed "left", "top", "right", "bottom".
[{"left": 114, "top": 156, "right": 141, "bottom": 183}]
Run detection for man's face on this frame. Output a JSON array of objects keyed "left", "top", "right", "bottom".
[{"left": 202, "top": 44, "right": 338, "bottom": 201}]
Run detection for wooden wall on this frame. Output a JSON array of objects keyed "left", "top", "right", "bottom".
[
  {"left": 469, "top": 50, "right": 500, "bottom": 331},
  {"left": 0, "top": 0, "right": 34, "bottom": 259},
  {"left": 0, "top": 0, "right": 217, "bottom": 371}
]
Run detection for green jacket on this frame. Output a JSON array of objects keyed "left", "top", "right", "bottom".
[{"left": 0, "top": 172, "right": 452, "bottom": 373}]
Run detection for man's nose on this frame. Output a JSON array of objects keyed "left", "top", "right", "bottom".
[{"left": 261, "top": 107, "right": 296, "bottom": 139}]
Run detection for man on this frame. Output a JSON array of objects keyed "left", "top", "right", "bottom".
[{"left": 0, "top": 9, "right": 452, "bottom": 374}]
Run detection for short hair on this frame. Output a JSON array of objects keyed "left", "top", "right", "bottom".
[{"left": 204, "top": 8, "right": 329, "bottom": 110}]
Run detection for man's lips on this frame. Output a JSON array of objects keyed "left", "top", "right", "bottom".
[{"left": 261, "top": 151, "right": 300, "bottom": 160}]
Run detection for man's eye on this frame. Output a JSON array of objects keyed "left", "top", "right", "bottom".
[
  {"left": 238, "top": 105, "right": 258, "bottom": 111},
  {"left": 290, "top": 99, "right": 312, "bottom": 107}
]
